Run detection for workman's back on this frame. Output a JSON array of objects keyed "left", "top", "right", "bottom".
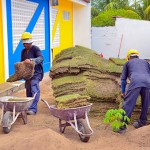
[{"left": 121, "top": 58, "right": 150, "bottom": 90}]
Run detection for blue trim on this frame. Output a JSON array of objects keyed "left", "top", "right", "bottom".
[
  {"left": 7, "top": 0, "right": 50, "bottom": 75},
  {"left": 43, "top": 0, "right": 50, "bottom": 72},
  {"left": 6, "top": 0, "right": 14, "bottom": 75}
]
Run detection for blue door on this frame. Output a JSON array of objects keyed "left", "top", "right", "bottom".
[{"left": 6, "top": 0, "right": 50, "bottom": 76}]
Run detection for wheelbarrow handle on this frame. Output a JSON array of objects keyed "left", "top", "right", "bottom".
[
  {"left": 33, "top": 91, "right": 39, "bottom": 99},
  {"left": 41, "top": 99, "right": 52, "bottom": 110}
]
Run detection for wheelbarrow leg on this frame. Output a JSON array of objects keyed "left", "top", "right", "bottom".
[
  {"left": 59, "top": 119, "right": 70, "bottom": 133},
  {"left": 20, "top": 111, "right": 27, "bottom": 124}
]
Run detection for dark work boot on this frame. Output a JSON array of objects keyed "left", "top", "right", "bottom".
[
  {"left": 133, "top": 121, "right": 145, "bottom": 129},
  {"left": 26, "top": 110, "right": 36, "bottom": 115},
  {"left": 114, "top": 126, "right": 126, "bottom": 134}
]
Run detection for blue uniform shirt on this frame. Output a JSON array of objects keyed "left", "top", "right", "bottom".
[
  {"left": 21, "top": 45, "right": 44, "bottom": 81},
  {"left": 121, "top": 58, "right": 150, "bottom": 92}
]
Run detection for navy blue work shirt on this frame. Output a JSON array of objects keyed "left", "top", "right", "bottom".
[
  {"left": 21, "top": 45, "right": 44, "bottom": 81},
  {"left": 121, "top": 58, "right": 150, "bottom": 91}
]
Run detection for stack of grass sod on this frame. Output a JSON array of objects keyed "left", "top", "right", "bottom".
[
  {"left": 50, "top": 46, "right": 123, "bottom": 79},
  {"left": 51, "top": 74, "right": 87, "bottom": 97},
  {"left": 50, "top": 46, "right": 123, "bottom": 111},
  {"left": 50, "top": 45, "right": 142, "bottom": 118},
  {"left": 85, "top": 75, "right": 121, "bottom": 116},
  {"left": 55, "top": 94, "right": 90, "bottom": 109}
]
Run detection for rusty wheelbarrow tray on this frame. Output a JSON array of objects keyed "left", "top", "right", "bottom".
[
  {"left": 41, "top": 99, "right": 93, "bottom": 142},
  {"left": 0, "top": 95, "right": 35, "bottom": 133}
]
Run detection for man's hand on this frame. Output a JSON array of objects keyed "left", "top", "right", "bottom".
[
  {"left": 24, "top": 59, "right": 31, "bottom": 63},
  {"left": 121, "top": 93, "right": 125, "bottom": 98}
]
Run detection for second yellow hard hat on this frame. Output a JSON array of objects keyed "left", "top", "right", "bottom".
[{"left": 126, "top": 49, "right": 139, "bottom": 61}]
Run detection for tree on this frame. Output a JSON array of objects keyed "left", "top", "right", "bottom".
[
  {"left": 91, "top": 0, "right": 111, "bottom": 11},
  {"left": 104, "top": 0, "right": 129, "bottom": 10},
  {"left": 129, "top": 0, "right": 150, "bottom": 19},
  {"left": 142, "top": 0, "right": 150, "bottom": 20},
  {"left": 91, "top": 0, "right": 130, "bottom": 11},
  {"left": 91, "top": 0, "right": 150, "bottom": 20},
  {"left": 144, "top": 5, "right": 150, "bottom": 20}
]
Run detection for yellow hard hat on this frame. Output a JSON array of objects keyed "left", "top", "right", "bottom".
[
  {"left": 21, "top": 32, "right": 32, "bottom": 40},
  {"left": 126, "top": 49, "right": 139, "bottom": 61}
]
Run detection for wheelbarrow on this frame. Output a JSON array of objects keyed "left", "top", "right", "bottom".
[
  {"left": 41, "top": 99, "right": 93, "bottom": 142},
  {"left": 0, "top": 95, "right": 35, "bottom": 133}
]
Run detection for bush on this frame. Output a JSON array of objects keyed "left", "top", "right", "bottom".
[{"left": 92, "top": 9, "right": 141, "bottom": 27}]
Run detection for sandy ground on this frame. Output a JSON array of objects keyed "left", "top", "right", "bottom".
[{"left": 0, "top": 73, "right": 150, "bottom": 150}]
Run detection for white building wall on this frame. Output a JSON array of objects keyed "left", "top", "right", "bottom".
[
  {"left": 92, "top": 18, "right": 150, "bottom": 59},
  {"left": 73, "top": 2, "right": 91, "bottom": 48}
]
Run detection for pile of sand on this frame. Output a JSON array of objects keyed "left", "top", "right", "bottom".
[
  {"left": 127, "top": 125, "right": 150, "bottom": 147},
  {"left": 0, "top": 129, "right": 77, "bottom": 150}
]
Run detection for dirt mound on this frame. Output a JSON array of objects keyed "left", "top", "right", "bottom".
[
  {"left": 0, "top": 129, "right": 76, "bottom": 150},
  {"left": 127, "top": 125, "right": 150, "bottom": 147}
]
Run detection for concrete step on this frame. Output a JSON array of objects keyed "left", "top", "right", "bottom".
[{"left": 0, "top": 81, "right": 25, "bottom": 97}]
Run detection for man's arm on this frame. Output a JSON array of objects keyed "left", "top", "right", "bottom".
[
  {"left": 30, "top": 56, "right": 44, "bottom": 65},
  {"left": 121, "top": 63, "right": 128, "bottom": 97},
  {"left": 121, "top": 79, "right": 127, "bottom": 97},
  {"left": 30, "top": 46, "right": 44, "bottom": 65}
]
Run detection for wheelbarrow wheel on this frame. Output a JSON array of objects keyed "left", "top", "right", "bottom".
[
  {"left": 77, "top": 119, "right": 91, "bottom": 142},
  {"left": 3, "top": 127, "right": 11, "bottom": 134},
  {"left": 2, "top": 111, "right": 13, "bottom": 134}
]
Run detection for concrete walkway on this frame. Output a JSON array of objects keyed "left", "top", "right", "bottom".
[{"left": 0, "top": 81, "right": 25, "bottom": 97}]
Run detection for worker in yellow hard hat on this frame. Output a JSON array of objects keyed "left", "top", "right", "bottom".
[
  {"left": 21, "top": 32, "right": 32, "bottom": 40},
  {"left": 116, "top": 49, "right": 150, "bottom": 133},
  {"left": 126, "top": 49, "right": 139, "bottom": 61},
  {"left": 21, "top": 32, "right": 44, "bottom": 115}
]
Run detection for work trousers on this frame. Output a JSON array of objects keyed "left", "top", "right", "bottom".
[
  {"left": 25, "top": 77, "right": 40, "bottom": 113},
  {"left": 123, "top": 87, "right": 150, "bottom": 125}
]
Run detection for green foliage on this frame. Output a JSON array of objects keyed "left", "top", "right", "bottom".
[
  {"left": 91, "top": 0, "right": 129, "bottom": 12},
  {"left": 91, "top": 0, "right": 107, "bottom": 11},
  {"left": 104, "top": 2, "right": 119, "bottom": 10},
  {"left": 104, "top": 0, "right": 129, "bottom": 10},
  {"left": 132, "top": 3, "right": 144, "bottom": 19},
  {"left": 103, "top": 109, "right": 130, "bottom": 131},
  {"left": 129, "top": 0, "right": 150, "bottom": 11},
  {"left": 144, "top": 5, "right": 150, "bottom": 20},
  {"left": 91, "top": 9, "right": 141, "bottom": 27},
  {"left": 91, "top": 0, "right": 150, "bottom": 20},
  {"left": 91, "top": 7, "right": 100, "bottom": 18}
]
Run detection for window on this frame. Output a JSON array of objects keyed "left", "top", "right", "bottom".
[{"left": 63, "top": 11, "right": 70, "bottom": 20}]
